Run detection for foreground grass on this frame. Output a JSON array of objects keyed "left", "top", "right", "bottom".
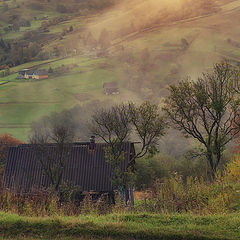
[
  {"left": 0, "top": 212, "right": 240, "bottom": 240},
  {"left": 0, "top": 237, "right": 115, "bottom": 240}
]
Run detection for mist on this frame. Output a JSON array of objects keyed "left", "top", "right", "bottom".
[
  {"left": 89, "top": 0, "right": 217, "bottom": 38},
  {"left": 0, "top": 0, "right": 226, "bottom": 141}
]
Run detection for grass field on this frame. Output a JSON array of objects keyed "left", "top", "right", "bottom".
[
  {"left": 1, "top": 0, "right": 240, "bottom": 141},
  {"left": 0, "top": 212, "right": 240, "bottom": 240},
  {"left": 0, "top": 55, "right": 140, "bottom": 141}
]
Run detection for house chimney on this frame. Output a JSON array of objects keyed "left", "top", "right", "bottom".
[{"left": 89, "top": 136, "right": 95, "bottom": 150}]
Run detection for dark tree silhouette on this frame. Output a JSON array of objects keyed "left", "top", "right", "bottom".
[
  {"left": 90, "top": 101, "right": 166, "bottom": 200},
  {"left": 163, "top": 62, "right": 240, "bottom": 180}
]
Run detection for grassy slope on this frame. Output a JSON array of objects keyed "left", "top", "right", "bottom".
[
  {"left": 1, "top": 0, "right": 240, "bottom": 141},
  {"left": 0, "top": 55, "right": 141, "bottom": 140},
  {"left": 0, "top": 0, "right": 61, "bottom": 38},
  {"left": 0, "top": 212, "right": 240, "bottom": 240}
]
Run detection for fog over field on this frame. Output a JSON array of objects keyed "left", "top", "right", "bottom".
[
  {"left": 89, "top": 0, "right": 217, "bottom": 37},
  {"left": 0, "top": 0, "right": 239, "bottom": 142}
]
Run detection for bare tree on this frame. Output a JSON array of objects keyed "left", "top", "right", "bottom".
[
  {"left": 163, "top": 62, "right": 240, "bottom": 180},
  {"left": 29, "top": 111, "right": 77, "bottom": 192}
]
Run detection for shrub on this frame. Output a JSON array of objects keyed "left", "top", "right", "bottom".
[
  {"left": 135, "top": 154, "right": 172, "bottom": 190},
  {"left": 56, "top": 4, "right": 67, "bottom": 13},
  {"left": 0, "top": 188, "right": 115, "bottom": 217},
  {"left": 221, "top": 154, "right": 240, "bottom": 183},
  {"left": 28, "top": 2, "right": 44, "bottom": 10},
  {"left": 135, "top": 174, "right": 235, "bottom": 214}
]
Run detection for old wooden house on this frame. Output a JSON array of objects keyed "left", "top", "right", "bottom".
[
  {"left": 3, "top": 141, "right": 135, "bottom": 204},
  {"left": 103, "top": 82, "right": 119, "bottom": 95}
]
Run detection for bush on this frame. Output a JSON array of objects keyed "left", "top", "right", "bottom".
[
  {"left": 56, "top": 4, "right": 68, "bottom": 13},
  {"left": 135, "top": 154, "right": 172, "bottom": 190},
  {"left": 220, "top": 154, "right": 240, "bottom": 184},
  {"left": 135, "top": 174, "right": 234, "bottom": 214},
  {"left": 28, "top": 2, "right": 44, "bottom": 10},
  {"left": 135, "top": 152, "right": 215, "bottom": 190},
  {"left": 0, "top": 188, "right": 114, "bottom": 216},
  {"left": 48, "top": 67, "right": 53, "bottom": 73}
]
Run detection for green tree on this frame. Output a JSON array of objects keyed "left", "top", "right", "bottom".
[
  {"left": 91, "top": 102, "right": 166, "bottom": 201},
  {"left": 163, "top": 62, "right": 240, "bottom": 180},
  {"left": 69, "top": 25, "right": 73, "bottom": 32},
  {"left": 28, "top": 42, "right": 41, "bottom": 58}
]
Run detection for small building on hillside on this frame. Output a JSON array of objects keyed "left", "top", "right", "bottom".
[
  {"left": 3, "top": 141, "right": 135, "bottom": 204},
  {"left": 32, "top": 70, "right": 48, "bottom": 80},
  {"left": 18, "top": 69, "right": 34, "bottom": 79},
  {"left": 103, "top": 82, "right": 119, "bottom": 95},
  {"left": 18, "top": 69, "right": 48, "bottom": 80}
]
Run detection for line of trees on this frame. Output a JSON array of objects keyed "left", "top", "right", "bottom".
[
  {"left": 0, "top": 39, "right": 42, "bottom": 67},
  {"left": 28, "top": 62, "right": 240, "bottom": 196}
]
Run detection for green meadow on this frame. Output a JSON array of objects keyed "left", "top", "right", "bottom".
[
  {"left": 0, "top": 212, "right": 240, "bottom": 240},
  {"left": 0, "top": 56, "right": 134, "bottom": 140},
  {"left": 1, "top": 0, "right": 240, "bottom": 141}
]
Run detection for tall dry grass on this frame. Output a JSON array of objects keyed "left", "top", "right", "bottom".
[
  {"left": 0, "top": 189, "right": 121, "bottom": 216},
  {"left": 1, "top": 154, "right": 240, "bottom": 217},
  {"left": 0, "top": 175, "right": 238, "bottom": 217},
  {"left": 135, "top": 173, "right": 235, "bottom": 214}
]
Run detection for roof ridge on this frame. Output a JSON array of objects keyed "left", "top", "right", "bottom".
[{"left": 15, "top": 141, "right": 133, "bottom": 148}]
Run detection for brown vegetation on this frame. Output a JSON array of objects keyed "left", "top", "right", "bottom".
[{"left": 0, "top": 133, "right": 22, "bottom": 188}]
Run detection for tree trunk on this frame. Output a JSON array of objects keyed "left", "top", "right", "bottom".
[{"left": 206, "top": 152, "right": 216, "bottom": 181}]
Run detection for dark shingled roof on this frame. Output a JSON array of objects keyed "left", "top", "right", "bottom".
[
  {"left": 34, "top": 70, "right": 48, "bottom": 76},
  {"left": 103, "top": 82, "right": 118, "bottom": 89},
  {"left": 3, "top": 142, "right": 135, "bottom": 193},
  {"left": 18, "top": 69, "right": 48, "bottom": 76},
  {"left": 18, "top": 69, "right": 35, "bottom": 75}
]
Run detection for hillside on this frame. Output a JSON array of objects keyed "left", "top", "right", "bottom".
[{"left": 0, "top": 0, "right": 240, "bottom": 140}]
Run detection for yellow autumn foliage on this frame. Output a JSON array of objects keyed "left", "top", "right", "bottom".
[{"left": 221, "top": 155, "right": 240, "bottom": 183}]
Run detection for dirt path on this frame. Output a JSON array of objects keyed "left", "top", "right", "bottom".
[
  {"left": 11, "top": 57, "right": 67, "bottom": 74},
  {"left": 0, "top": 124, "right": 30, "bottom": 128},
  {"left": 0, "top": 101, "right": 60, "bottom": 105}
]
